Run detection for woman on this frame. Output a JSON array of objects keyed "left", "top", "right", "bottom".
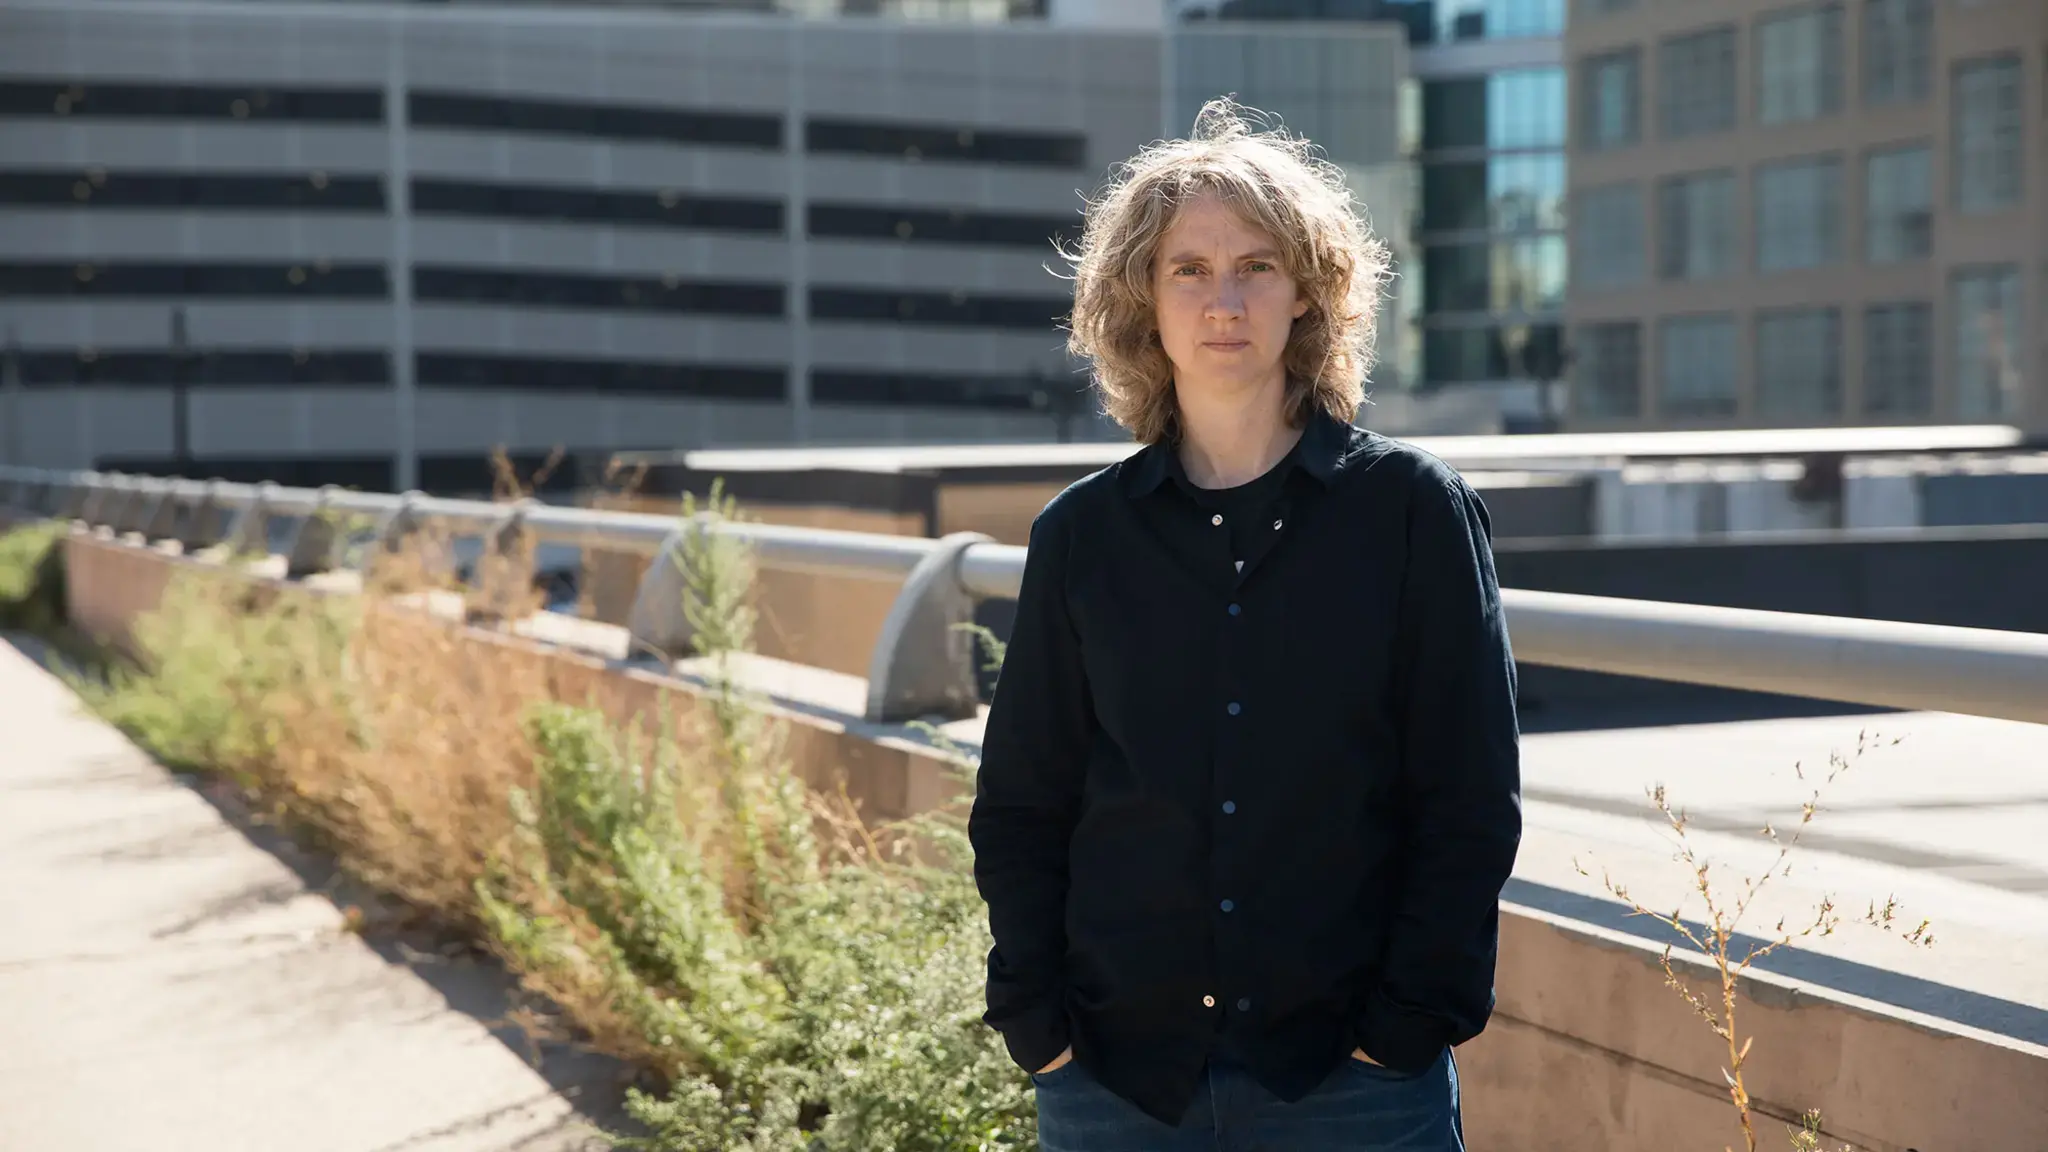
[{"left": 966, "top": 98, "right": 1523, "bottom": 1151}]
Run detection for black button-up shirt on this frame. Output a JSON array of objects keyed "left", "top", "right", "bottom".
[{"left": 968, "top": 411, "right": 1523, "bottom": 1126}]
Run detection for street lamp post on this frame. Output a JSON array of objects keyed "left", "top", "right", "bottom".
[{"left": 170, "top": 307, "right": 192, "bottom": 475}]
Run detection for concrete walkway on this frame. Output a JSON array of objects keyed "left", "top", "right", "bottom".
[{"left": 0, "top": 636, "right": 628, "bottom": 1152}]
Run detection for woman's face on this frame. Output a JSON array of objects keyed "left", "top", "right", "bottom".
[{"left": 1152, "top": 193, "right": 1308, "bottom": 405}]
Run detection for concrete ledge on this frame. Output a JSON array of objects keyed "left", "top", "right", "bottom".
[{"left": 54, "top": 532, "right": 2048, "bottom": 1151}]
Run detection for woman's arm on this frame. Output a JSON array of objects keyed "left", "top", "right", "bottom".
[
  {"left": 969, "top": 503, "right": 1093, "bottom": 1075},
  {"left": 1353, "top": 462, "right": 1524, "bottom": 1071}
]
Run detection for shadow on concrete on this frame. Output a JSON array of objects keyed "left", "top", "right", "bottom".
[
  {"left": 3, "top": 632, "right": 656, "bottom": 1148},
  {"left": 1503, "top": 877, "right": 2048, "bottom": 1048}
]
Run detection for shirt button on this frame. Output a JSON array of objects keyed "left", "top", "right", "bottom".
[
  {"left": 1273, "top": 518, "right": 1284, "bottom": 530},
  {"left": 1221, "top": 801, "right": 1236, "bottom": 814},
  {"left": 1211, "top": 513, "right": 1224, "bottom": 526},
  {"left": 1203, "top": 995, "right": 1217, "bottom": 1008},
  {"left": 1227, "top": 603, "right": 1241, "bottom": 617},
  {"left": 1226, "top": 702, "right": 1241, "bottom": 716},
  {"left": 1219, "top": 899, "right": 1235, "bottom": 913},
  {"left": 1237, "top": 998, "right": 1252, "bottom": 1012}
]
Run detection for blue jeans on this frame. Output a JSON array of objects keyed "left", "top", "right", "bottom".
[{"left": 1032, "top": 1050, "right": 1463, "bottom": 1152}]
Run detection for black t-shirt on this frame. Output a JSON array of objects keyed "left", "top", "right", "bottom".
[{"left": 1173, "top": 441, "right": 1301, "bottom": 579}]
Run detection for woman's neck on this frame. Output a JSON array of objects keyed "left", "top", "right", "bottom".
[{"left": 1174, "top": 380, "right": 1303, "bottom": 490}]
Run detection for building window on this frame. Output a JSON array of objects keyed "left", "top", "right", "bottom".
[
  {"left": 1659, "top": 314, "right": 1737, "bottom": 417},
  {"left": 0, "top": 169, "right": 385, "bottom": 211},
  {"left": 415, "top": 352, "right": 785, "bottom": 400},
  {"left": 1423, "top": 237, "right": 1565, "bottom": 313},
  {"left": 1657, "top": 170, "right": 1735, "bottom": 281},
  {"left": 1422, "top": 325, "right": 1516, "bottom": 383},
  {"left": 1421, "top": 153, "right": 1565, "bottom": 234},
  {"left": 1864, "top": 144, "right": 1932, "bottom": 263},
  {"left": 1952, "top": 55, "right": 2024, "bottom": 213},
  {"left": 1659, "top": 26, "right": 1738, "bottom": 140},
  {"left": 804, "top": 118, "right": 1087, "bottom": 169},
  {"left": 1863, "top": 301, "right": 1933, "bottom": 415},
  {"left": 1950, "top": 265, "right": 2023, "bottom": 419},
  {"left": 408, "top": 91, "right": 780, "bottom": 150},
  {"left": 1572, "top": 321, "right": 1641, "bottom": 417},
  {"left": 1571, "top": 182, "right": 1645, "bottom": 289},
  {"left": 809, "top": 287, "right": 1070, "bottom": 330},
  {"left": 1862, "top": 0, "right": 1931, "bottom": 107},
  {"left": 1578, "top": 48, "right": 1641, "bottom": 151},
  {"left": 411, "top": 267, "right": 785, "bottom": 317},
  {"left": 0, "top": 261, "right": 388, "bottom": 299},
  {"left": 810, "top": 368, "right": 1059, "bottom": 412},
  {"left": 1756, "top": 4, "right": 1843, "bottom": 126},
  {"left": 807, "top": 202, "right": 1081, "bottom": 249},
  {"left": 1755, "top": 155, "right": 1842, "bottom": 272},
  {"left": 1573, "top": 0, "right": 1637, "bottom": 16},
  {"left": 1423, "top": 68, "right": 1567, "bottom": 152},
  {"left": 410, "top": 179, "right": 782, "bottom": 234},
  {"left": 17, "top": 348, "right": 390, "bottom": 387},
  {"left": 0, "top": 79, "right": 382, "bottom": 123},
  {"left": 1755, "top": 307, "right": 1841, "bottom": 416}
]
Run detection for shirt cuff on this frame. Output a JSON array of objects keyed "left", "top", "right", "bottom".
[
  {"left": 1352, "top": 989, "right": 1455, "bottom": 1073},
  {"left": 993, "top": 994, "right": 1071, "bottom": 1075}
]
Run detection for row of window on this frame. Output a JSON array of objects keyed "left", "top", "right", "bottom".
[
  {"left": 1579, "top": 0, "right": 1943, "bottom": 150},
  {"left": 0, "top": 169, "right": 386, "bottom": 210},
  {"left": 12, "top": 349, "right": 390, "bottom": 387},
  {"left": 1574, "top": 144, "right": 1940, "bottom": 287},
  {"left": 0, "top": 261, "right": 1072, "bottom": 329},
  {"left": 0, "top": 169, "right": 1082, "bottom": 249},
  {"left": 1574, "top": 269, "right": 2021, "bottom": 421},
  {"left": 1, "top": 78, "right": 1090, "bottom": 169},
  {"left": 0, "top": 79, "right": 383, "bottom": 123},
  {"left": 14, "top": 348, "right": 1077, "bottom": 413},
  {"left": 0, "top": 262, "right": 390, "bottom": 298}
]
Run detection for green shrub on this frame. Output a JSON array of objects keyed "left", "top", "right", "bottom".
[{"left": 0, "top": 521, "right": 68, "bottom": 633}]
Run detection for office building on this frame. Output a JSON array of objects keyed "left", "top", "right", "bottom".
[
  {"left": 0, "top": 0, "right": 1417, "bottom": 490},
  {"left": 1566, "top": 0, "right": 2045, "bottom": 435},
  {"left": 1187, "top": 0, "right": 1569, "bottom": 428}
]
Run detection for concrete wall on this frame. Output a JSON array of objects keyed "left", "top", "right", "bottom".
[{"left": 48, "top": 529, "right": 2048, "bottom": 1151}]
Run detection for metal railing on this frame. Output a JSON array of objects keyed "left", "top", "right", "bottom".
[{"left": 5, "top": 465, "right": 2047, "bottom": 727}]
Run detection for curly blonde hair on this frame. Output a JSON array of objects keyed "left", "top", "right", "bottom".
[{"left": 1061, "top": 96, "right": 1393, "bottom": 445}]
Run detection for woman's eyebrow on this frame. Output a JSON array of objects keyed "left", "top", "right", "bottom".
[{"left": 1162, "top": 247, "right": 1282, "bottom": 263}]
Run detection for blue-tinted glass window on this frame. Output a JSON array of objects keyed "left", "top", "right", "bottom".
[
  {"left": 1422, "top": 153, "right": 1565, "bottom": 233},
  {"left": 1423, "top": 68, "right": 1565, "bottom": 151}
]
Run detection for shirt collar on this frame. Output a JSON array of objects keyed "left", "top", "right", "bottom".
[{"left": 1119, "top": 407, "right": 1353, "bottom": 498}]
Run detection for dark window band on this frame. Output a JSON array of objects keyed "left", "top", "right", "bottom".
[
  {"left": 411, "top": 178, "right": 780, "bottom": 233},
  {"left": 806, "top": 117, "right": 1087, "bottom": 169},
  {"left": 412, "top": 266, "right": 784, "bottom": 317},
  {"left": 808, "top": 202, "right": 1080, "bottom": 248},
  {"left": 0, "top": 168, "right": 386, "bottom": 211},
  {"left": 96, "top": 454, "right": 395, "bottom": 491},
  {"left": 812, "top": 367, "right": 1085, "bottom": 412},
  {"left": 408, "top": 91, "right": 781, "bottom": 149},
  {"left": 16, "top": 348, "right": 389, "bottom": 387},
  {"left": 416, "top": 351, "right": 785, "bottom": 400},
  {"left": 0, "top": 79, "right": 383, "bottom": 123},
  {"left": 810, "top": 286, "right": 1068, "bottom": 330},
  {"left": 0, "top": 262, "right": 389, "bottom": 299}
]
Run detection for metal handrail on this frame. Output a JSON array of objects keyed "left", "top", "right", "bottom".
[{"left": 4, "top": 465, "right": 2046, "bottom": 727}]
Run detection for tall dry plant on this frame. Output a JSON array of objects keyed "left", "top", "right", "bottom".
[{"left": 1575, "top": 729, "right": 1936, "bottom": 1152}]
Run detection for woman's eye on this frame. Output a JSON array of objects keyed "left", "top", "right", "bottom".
[
  {"left": 1174, "top": 265, "right": 1203, "bottom": 276},
  {"left": 1245, "top": 261, "right": 1275, "bottom": 273}
]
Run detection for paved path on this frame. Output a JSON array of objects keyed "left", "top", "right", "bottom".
[{"left": 0, "top": 636, "right": 626, "bottom": 1152}]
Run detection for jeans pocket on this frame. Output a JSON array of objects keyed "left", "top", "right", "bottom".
[
  {"left": 1348, "top": 1051, "right": 1432, "bottom": 1082},
  {"left": 1030, "top": 1059, "right": 1083, "bottom": 1089}
]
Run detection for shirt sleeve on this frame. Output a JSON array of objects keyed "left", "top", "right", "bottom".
[
  {"left": 968, "top": 503, "right": 1092, "bottom": 1074},
  {"left": 1353, "top": 463, "right": 1525, "bottom": 1071}
]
